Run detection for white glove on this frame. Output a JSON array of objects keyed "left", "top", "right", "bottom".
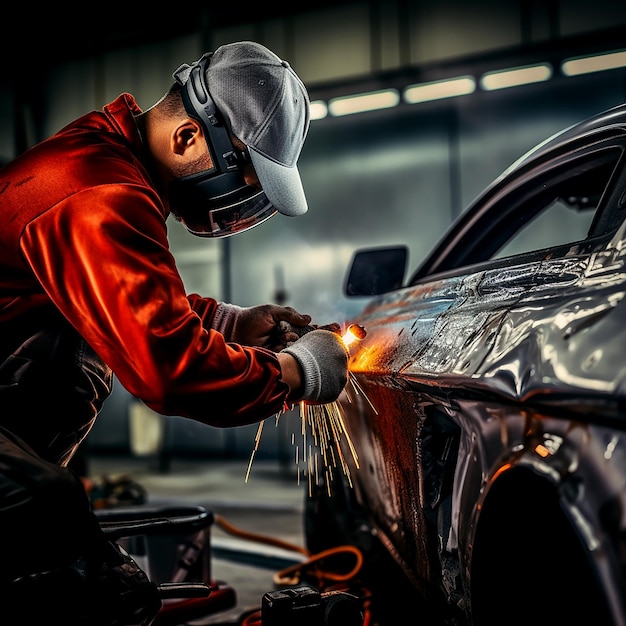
[{"left": 282, "top": 329, "right": 349, "bottom": 404}]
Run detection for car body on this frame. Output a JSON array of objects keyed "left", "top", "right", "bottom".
[{"left": 304, "top": 103, "right": 626, "bottom": 625}]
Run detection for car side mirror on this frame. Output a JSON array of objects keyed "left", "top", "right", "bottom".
[{"left": 344, "top": 246, "right": 408, "bottom": 296}]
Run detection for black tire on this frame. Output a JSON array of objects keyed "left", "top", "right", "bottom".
[{"left": 304, "top": 463, "right": 439, "bottom": 625}]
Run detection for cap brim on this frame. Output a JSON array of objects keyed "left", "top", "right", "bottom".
[{"left": 249, "top": 148, "right": 308, "bottom": 217}]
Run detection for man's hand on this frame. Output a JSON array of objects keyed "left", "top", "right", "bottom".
[
  {"left": 234, "top": 304, "right": 314, "bottom": 350},
  {"left": 213, "top": 303, "right": 317, "bottom": 350}
]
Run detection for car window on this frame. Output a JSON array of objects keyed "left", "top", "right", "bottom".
[
  {"left": 493, "top": 196, "right": 597, "bottom": 259},
  {"left": 491, "top": 152, "right": 621, "bottom": 261},
  {"left": 410, "top": 147, "right": 624, "bottom": 285}
]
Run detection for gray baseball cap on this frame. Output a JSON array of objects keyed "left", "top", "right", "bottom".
[{"left": 201, "top": 41, "right": 311, "bottom": 217}]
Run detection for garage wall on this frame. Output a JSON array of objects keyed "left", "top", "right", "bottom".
[{"left": 1, "top": 1, "right": 625, "bottom": 457}]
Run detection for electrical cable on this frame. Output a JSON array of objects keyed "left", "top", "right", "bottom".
[
  {"left": 214, "top": 514, "right": 363, "bottom": 586},
  {"left": 212, "top": 513, "right": 372, "bottom": 625},
  {"left": 214, "top": 514, "right": 310, "bottom": 557},
  {"left": 272, "top": 544, "right": 363, "bottom": 586}
]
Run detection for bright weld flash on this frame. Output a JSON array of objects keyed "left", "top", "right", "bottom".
[{"left": 342, "top": 324, "right": 367, "bottom": 346}]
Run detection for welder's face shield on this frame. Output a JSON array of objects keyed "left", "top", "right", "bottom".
[
  {"left": 168, "top": 169, "right": 277, "bottom": 238},
  {"left": 169, "top": 54, "right": 278, "bottom": 238}
]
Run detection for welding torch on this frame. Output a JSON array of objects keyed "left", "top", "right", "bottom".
[{"left": 278, "top": 320, "right": 366, "bottom": 345}]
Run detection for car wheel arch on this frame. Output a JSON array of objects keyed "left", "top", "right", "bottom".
[{"left": 467, "top": 461, "right": 618, "bottom": 624}]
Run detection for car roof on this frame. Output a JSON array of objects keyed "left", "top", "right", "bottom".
[{"left": 498, "top": 101, "right": 626, "bottom": 181}]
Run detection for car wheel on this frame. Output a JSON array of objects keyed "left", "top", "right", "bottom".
[{"left": 304, "top": 462, "right": 444, "bottom": 625}]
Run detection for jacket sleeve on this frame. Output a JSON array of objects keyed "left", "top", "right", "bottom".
[{"left": 19, "top": 184, "right": 290, "bottom": 426}]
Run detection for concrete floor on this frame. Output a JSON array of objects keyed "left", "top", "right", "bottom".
[{"left": 88, "top": 454, "right": 309, "bottom": 625}]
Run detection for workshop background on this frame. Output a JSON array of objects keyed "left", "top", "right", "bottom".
[{"left": 1, "top": 0, "right": 626, "bottom": 462}]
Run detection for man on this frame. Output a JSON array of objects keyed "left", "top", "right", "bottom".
[{"left": 0, "top": 41, "right": 348, "bottom": 623}]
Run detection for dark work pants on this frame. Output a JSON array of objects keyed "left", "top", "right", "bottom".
[
  {"left": 0, "top": 426, "right": 106, "bottom": 582},
  {"left": 0, "top": 324, "right": 114, "bottom": 582}
]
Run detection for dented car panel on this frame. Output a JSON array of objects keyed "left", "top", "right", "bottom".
[
  {"left": 352, "top": 231, "right": 626, "bottom": 415},
  {"left": 305, "top": 103, "right": 626, "bottom": 625}
]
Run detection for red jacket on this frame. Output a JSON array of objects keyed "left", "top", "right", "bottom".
[{"left": 0, "top": 93, "right": 288, "bottom": 427}]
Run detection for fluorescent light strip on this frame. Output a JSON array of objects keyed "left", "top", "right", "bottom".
[
  {"left": 404, "top": 76, "right": 476, "bottom": 104},
  {"left": 312, "top": 49, "right": 626, "bottom": 120},
  {"left": 309, "top": 100, "right": 328, "bottom": 121},
  {"left": 480, "top": 63, "right": 552, "bottom": 91},
  {"left": 562, "top": 49, "right": 626, "bottom": 76},
  {"left": 328, "top": 89, "right": 400, "bottom": 116}
]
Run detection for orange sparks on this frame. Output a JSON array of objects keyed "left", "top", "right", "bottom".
[{"left": 245, "top": 324, "right": 370, "bottom": 492}]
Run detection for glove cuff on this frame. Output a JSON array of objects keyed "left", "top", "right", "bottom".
[
  {"left": 212, "top": 303, "right": 244, "bottom": 341},
  {"left": 283, "top": 343, "right": 322, "bottom": 402}
]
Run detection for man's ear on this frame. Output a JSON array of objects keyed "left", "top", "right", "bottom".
[{"left": 172, "top": 119, "right": 204, "bottom": 156}]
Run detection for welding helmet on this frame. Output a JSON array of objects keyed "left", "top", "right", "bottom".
[{"left": 170, "top": 41, "right": 311, "bottom": 238}]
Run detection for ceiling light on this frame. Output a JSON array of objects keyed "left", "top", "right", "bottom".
[
  {"left": 480, "top": 63, "right": 552, "bottom": 91},
  {"left": 404, "top": 76, "right": 476, "bottom": 104},
  {"left": 562, "top": 49, "right": 626, "bottom": 76},
  {"left": 309, "top": 100, "right": 328, "bottom": 121},
  {"left": 328, "top": 89, "right": 400, "bottom": 117}
]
